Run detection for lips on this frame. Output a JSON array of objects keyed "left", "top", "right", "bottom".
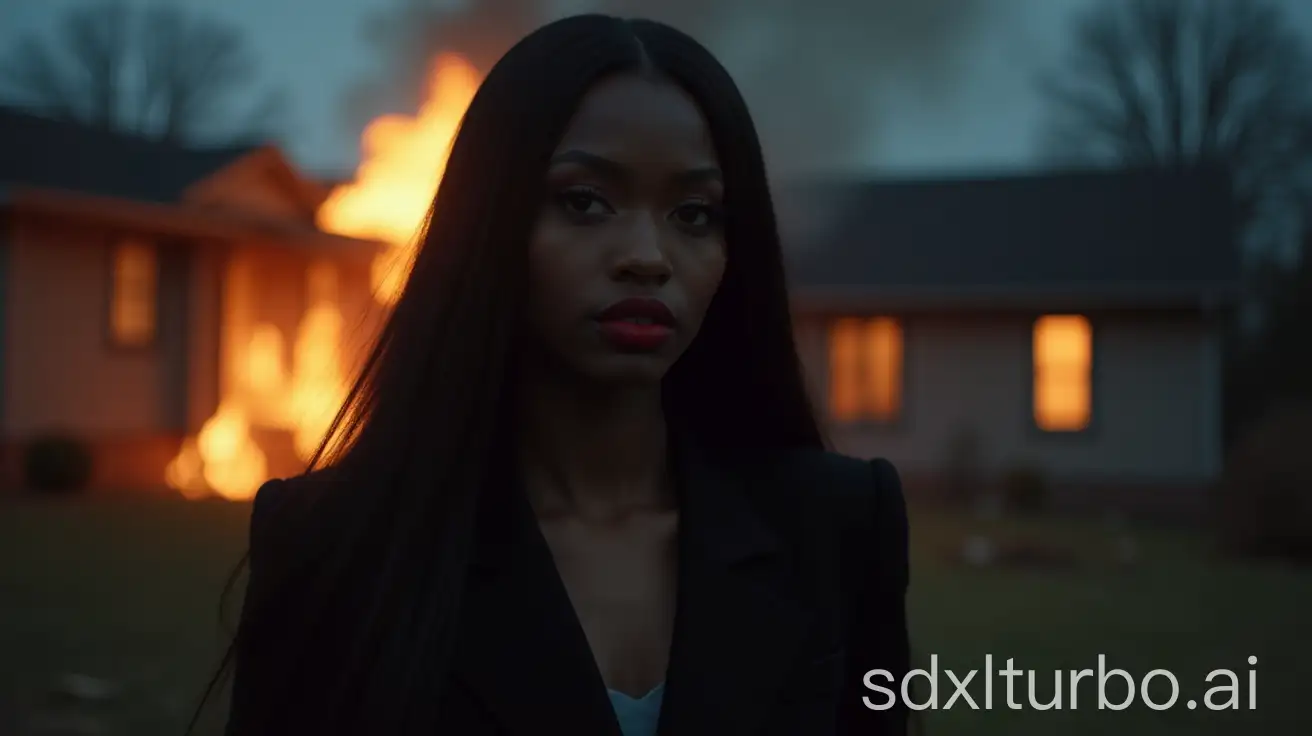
[
  {"left": 595, "top": 297, "right": 675, "bottom": 352},
  {"left": 596, "top": 297, "right": 676, "bottom": 326}
]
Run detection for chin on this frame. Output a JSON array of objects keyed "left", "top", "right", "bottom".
[{"left": 583, "top": 352, "right": 675, "bottom": 385}]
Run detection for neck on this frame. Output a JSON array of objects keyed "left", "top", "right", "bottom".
[{"left": 517, "top": 370, "right": 672, "bottom": 519}]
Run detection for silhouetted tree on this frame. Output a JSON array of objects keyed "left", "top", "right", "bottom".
[
  {"left": 0, "top": 1, "right": 287, "bottom": 145},
  {"left": 1039, "top": 0, "right": 1312, "bottom": 251}
]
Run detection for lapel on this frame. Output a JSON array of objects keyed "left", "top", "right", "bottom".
[
  {"left": 450, "top": 466, "right": 623, "bottom": 735},
  {"left": 656, "top": 442, "right": 811, "bottom": 735},
  {"left": 449, "top": 441, "right": 811, "bottom": 736}
]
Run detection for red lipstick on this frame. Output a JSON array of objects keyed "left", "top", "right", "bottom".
[{"left": 595, "top": 297, "right": 675, "bottom": 352}]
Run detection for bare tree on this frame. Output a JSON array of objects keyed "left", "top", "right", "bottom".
[
  {"left": 0, "top": 1, "right": 288, "bottom": 145},
  {"left": 1039, "top": 0, "right": 1312, "bottom": 251}
]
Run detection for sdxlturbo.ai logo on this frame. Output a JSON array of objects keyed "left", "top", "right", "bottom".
[{"left": 862, "top": 655, "right": 1258, "bottom": 711}]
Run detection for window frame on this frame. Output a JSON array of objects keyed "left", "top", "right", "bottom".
[
  {"left": 1029, "top": 313, "right": 1098, "bottom": 436},
  {"left": 105, "top": 236, "right": 160, "bottom": 350},
  {"left": 826, "top": 314, "right": 907, "bottom": 429}
]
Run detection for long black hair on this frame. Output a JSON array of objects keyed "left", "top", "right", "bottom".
[{"left": 192, "top": 13, "right": 824, "bottom": 735}]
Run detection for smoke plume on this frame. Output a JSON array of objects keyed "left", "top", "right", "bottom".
[{"left": 348, "top": 0, "right": 998, "bottom": 174}]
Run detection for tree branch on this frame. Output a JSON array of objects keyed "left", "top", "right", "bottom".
[
  {"left": 1038, "top": 0, "right": 1312, "bottom": 244},
  {"left": 0, "top": 1, "right": 283, "bottom": 146}
]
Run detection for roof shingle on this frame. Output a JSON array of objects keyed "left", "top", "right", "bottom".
[{"left": 776, "top": 165, "right": 1239, "bottom": 295}]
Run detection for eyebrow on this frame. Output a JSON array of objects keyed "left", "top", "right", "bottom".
[{"left": 549, "top": 149, "right": 723, "bottom": 186}]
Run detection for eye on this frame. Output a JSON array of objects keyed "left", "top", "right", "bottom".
[
  {"left": 555, "top": 186, "right": 614, "bottom": 220},
  {"left": 671, "top": 201, "right": 722, "bottom": 231}
]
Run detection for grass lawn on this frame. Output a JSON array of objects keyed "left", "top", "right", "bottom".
[{"left": 1, "top": 495, "right": 1309, "bottom": 734}]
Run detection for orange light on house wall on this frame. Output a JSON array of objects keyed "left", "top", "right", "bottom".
[
  {"left": 246, "top": 324, "right": 286, "bottom": 396},
  {"left": 1033, "top": 314, "right": 1093, "bottom": 431},
  {"left": 164, "top": 256, "right": 350, "bottom": 500},
  {"left": 165, "top": 400, "right": 267, "bottom": 500},
  {"left": 166, "top": 254, "right": 271, "bottom": 500},
  {"left": 285, "top": 261, "right": 349, "bottom": 462},
  {"left": 829, "top": 317, "right": 904, "bottom": 423},
  {"left": 317, "top": 53, "right": 482, "bottom": 305}
]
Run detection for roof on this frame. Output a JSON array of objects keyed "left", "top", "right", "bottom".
[
  {"left": 2, "top": 185, "right": 385, "bottom": 259},
  {"left": 776, "top": 165, "right": 1240, "bottom": 309},
  {"left": 0, "top": 105, "right": 256, "bottom": 203},
  {"left": 0, "top": 105, "right": 381, "bottom": 256}
]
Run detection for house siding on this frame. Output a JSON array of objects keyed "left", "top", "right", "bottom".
[
  {"left": 795, "top": 311, "right": 1224, "bottom": 507},
  {"left": 3, "top": 218, "right": 171, "bottom": 438},
  {"left": 0, "top": 220, "right": 380, "bottom": 492},
  {"left": 0, "top": 217, "right": 195, "bottom": 491}
]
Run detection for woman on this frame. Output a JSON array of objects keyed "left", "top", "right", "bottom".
[{"left": 209, "top": 13, "right": 910, "bottom": 736}]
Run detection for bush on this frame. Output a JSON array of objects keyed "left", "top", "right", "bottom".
[
  {"left": 23, "top": 435, "right": 93, "bottom": 495},
  {"left": 1215, "top": 399, "right": 1312, "bottom": 563},
  {"left": 998, "top": 464, "right": 1047, "bottom": 514}
]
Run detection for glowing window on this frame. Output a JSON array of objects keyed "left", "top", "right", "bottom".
[
  {"left": 829, "top": 317, "right": 903, "bottom": 423},
  {"left": 109, "top": 239, "right": 158, "bottom": 347},
  {"left": 1033, "top": 314, "right": 1092, "bottom": 431}
]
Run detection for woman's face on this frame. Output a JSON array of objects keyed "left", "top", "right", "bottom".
[{"left": 526, "top": 72, "right": 727, "bottom": 385}]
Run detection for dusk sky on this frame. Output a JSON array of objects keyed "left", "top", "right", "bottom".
[{"left": 6, "top": 0, "right": 1312, "bottom": 179}]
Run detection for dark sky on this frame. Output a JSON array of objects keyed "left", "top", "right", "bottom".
[{"left": 5, "top": 0, "right": 1312, "bottom": 178}]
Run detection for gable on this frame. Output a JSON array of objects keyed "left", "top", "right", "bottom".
[{"left": 182, "top": 147, "right": 330, "bottom": 223}]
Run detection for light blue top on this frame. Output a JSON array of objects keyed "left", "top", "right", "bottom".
[{"left": 607, "top": 682, "right": 665, "bottom": 736}]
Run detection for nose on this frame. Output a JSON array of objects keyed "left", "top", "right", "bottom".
[{"left": 610, "top": 213, "right": 672, "bottom": 285}]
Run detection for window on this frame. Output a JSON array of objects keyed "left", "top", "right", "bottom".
[
  {"left": 828, "top": 316, "right": 903, "bottom": 423},
  {"left": 1032, "top": 314, "right": 1092, "bottom": 432},
  {"left": 109, "top": 239, "right": 158, "bottom": 347}
]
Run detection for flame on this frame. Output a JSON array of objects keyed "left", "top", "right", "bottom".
[
  {"left": 287, "top": 263, "right": 349, "bottom": 462},
  {"left": 164, "top": 438, "right": 207, "bottom": 500},
  {"left": 165, "top": 260, "right": 348, "bottom": 500},
  {"left": 246, "top": 324, "right": 286, "bottom": 395},
  {"left": 164, "top": 401, "right": 268, "bottom": 500},
  {"left": 317, "top": 53, "right": 482, "bottom": 304}
]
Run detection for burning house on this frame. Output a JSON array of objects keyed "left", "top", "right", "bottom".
[
  {"left": 0, "top": 54, "right": 477, "bottom": 501},
  {"left": 0, "top": 107, "right": 386, "bottom": 499}
]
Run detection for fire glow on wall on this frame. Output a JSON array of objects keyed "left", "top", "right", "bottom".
[
  {"left": 164, "top": 53, "right": 482, "bottom": 500},
  {"left": 165, "top": 258, "right": 350, "bottom": 500}
]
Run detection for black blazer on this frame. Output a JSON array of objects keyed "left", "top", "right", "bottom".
[{"left": 227, "top": 446, "right": 911, "bottom": 735}]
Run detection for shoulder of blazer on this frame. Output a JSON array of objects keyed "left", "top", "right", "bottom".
[
  {"left": 246, "top": 468, "right": 346, "bottom": 587},
  {"left": 744, "top": 448, "right": 903, "bottom": 522},
  {"left": 742, "top": 449, "right": 909, "bottom": 589}
]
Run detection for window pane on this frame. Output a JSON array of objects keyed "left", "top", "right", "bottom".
[
  {"left": 829, "top": 318, "right": 864, "bottom": 421},
  {"left": 829, "top": 316, "right": 903, "bottom": 423},
  {"left": 863, "top": 317, "right": 902, "bottom": 420},
  {"left": 1033, "top": 315, "right": 1091, "bottom": 431},
  {"left": 111, "top": 240, "right": 158, "bottom": 345}
]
